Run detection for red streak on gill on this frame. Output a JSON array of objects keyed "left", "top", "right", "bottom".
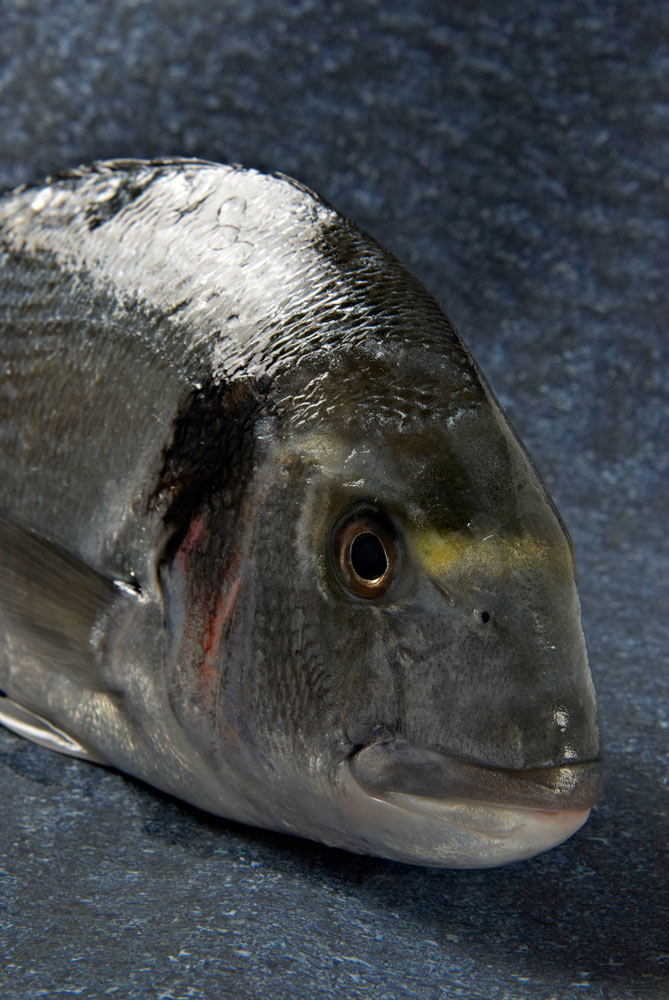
[
  {"left": 174, "top": 512, "right": 208, "bottom": 572},
  {"left": 201, "top": 576, "right": 242, "bottom": 680},
  {"left": 171, "top": 507, "right": 245, "bottom": 701}
]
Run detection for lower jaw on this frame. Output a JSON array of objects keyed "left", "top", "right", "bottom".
[{"left": 334, "top": 763, "right": 592, "bottom": 868}]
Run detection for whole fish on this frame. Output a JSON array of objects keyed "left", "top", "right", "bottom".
[{"left": 0, "top": 158, "right": 601, "bottom": 868}]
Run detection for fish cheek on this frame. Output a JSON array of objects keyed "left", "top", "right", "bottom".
[
  {"left": 313, "top": 600, "right": 402, "bottom": 752},
  {"left": 238, "top": 479, "right": 346, "bottom": 767},
  {"left": 236, "top": 476, "right": 399, "bottom": 778}
]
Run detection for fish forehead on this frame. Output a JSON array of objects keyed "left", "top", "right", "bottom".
[
  {"left": 276, "top": 360, "right": 558, "bottom": 543},
  {"left": 275, "top": 336, "right": 487, "bottom": 435}
]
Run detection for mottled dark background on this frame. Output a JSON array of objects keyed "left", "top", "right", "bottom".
[{"left": 0, "top": 2, "right": 667, "bottom": 998}]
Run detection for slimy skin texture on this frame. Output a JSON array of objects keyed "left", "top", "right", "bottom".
[{"left": 0, "top": 159, "right": 601, "bottom": 867}]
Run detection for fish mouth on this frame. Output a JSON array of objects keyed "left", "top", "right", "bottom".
[{"left": 337, "top": 740, "right": 603, "bottom": 868}]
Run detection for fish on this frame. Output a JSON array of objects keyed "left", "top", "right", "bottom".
[{"left": 0, "top": 157, "right": 601, "bottom": 868}]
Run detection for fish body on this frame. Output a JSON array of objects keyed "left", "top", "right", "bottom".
[{"left": 0, "top": 159, "right": 601, "bottom": 867}]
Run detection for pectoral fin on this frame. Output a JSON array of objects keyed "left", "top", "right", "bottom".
[
  {"left": 0, "top": 694, "right": 106, "bottom": 762},
  {"left": 0, "top": 513, "right": 137, "bottom": 690}
]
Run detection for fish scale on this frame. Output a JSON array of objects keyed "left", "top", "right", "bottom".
[{"left": 0, "top": 158, "right": 601, "bottom": 867}]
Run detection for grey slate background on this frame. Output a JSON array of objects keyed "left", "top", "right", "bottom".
[{"left": 0, "top": 1, "right": 667, "bottom": 997}]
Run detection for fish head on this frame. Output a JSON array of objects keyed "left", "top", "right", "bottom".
[
  {"left": 161, "top": 219, "right": 600, "bottom": 868},
  {"left": 166, "top": 336, "right": 599, "bottom": 868}
]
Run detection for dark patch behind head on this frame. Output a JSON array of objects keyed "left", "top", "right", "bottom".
[{"left": 149, "top": 376, "right": 269, "bottom": 563}]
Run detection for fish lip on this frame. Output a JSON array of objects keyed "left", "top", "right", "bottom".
[
  {"left": 347, "top": 739, "right": 603, "bottom": 815},
  {"left": 336, "top": 743, "right": 600, "bottom": 866},
  {"left": 375, "top": 792, "right": 592, "bottom": 840}
]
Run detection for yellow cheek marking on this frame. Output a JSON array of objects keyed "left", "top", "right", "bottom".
[{"left": 413, "top": 528, "right": 565, "bottom": 579}]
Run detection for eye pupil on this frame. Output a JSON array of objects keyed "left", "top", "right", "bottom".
[
  {"left": 331, "top": 504, "right": 398, "bottom": 599},
  {"left": 350, "top": 532, "right": 387, "bottom": 581}
]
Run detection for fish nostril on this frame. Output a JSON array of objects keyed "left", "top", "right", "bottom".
[{"left": 475, "top": 609, "right": 492, "bottom": 625}]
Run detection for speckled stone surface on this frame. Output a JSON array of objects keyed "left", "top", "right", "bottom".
[{"left": 0, "top": 2, "right": 667, "bottom": 998}]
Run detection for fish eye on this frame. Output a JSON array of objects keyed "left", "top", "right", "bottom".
[{"left": 331, "top": 504, "right": 399, "bottom": 599}]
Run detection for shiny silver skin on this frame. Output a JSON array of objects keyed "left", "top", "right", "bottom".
[{"left": 0, "top": 159, "right": 601, "bottom": 867}]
